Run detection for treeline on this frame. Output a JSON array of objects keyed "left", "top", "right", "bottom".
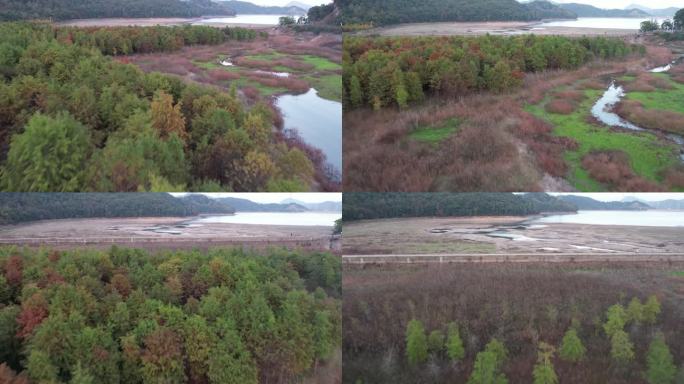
[
  {"left": 0, "top": 193, "right": 235, "bottom": 224},
  {"left": 0, "top": 22, "right": 317, "bottom": 192},
  {"left": 0, "top": 246, "right": 341, "bottom": 383},
  {"left": 338, "top": 0, "right": 547, "bottom": 26},
  {"left": 343, "top": 35, "right": 640, "bottom": 110},
  {"left": 342, "top": 193, "right": 576, "bottom": 221},
  {"left": 0, "top": 0, "right": 235, "bottom": 21},
  {"left": 57, "top": 25, "right": 258, "bottom": 56}
]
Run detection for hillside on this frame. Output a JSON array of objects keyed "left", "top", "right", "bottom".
[
  {"left": 525, "top": 1, "right": 577, "bottom": 20},
  {"left": 558, "top": 3, "right": 650, "bottom": 18},
  {"left": 627, "top": 4, "right": 679, "bottom": 17},
  {"left": 220, "top": 0, "right": 306, "bottom": 15},
  {"left": 557, "top": 195, "right": 652, "bottom": 210},
  {"left": 214, "top": 197, "right": 308, "bottom": 212},
  {"left": 338, "top": 0, "right": 570, "bottom": 26},
  {"left": 343, "top": 193, "right": 576, "bottom": 221},
  {"left": 0, "top": 0, "right": 235, "bottom": 21},
  {"left": 281, "top": 198, "right": 342, "bottom": 211},
  {"left": 0, "top": 193, "right": 235, "bottom": 224}
]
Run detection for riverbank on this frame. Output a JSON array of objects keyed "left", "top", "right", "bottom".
[
  {"left": 57, "top": 16, "right": 279, "bottom": 29},
  {"left": 361, "top": 21, "right": 639, "bottom": 37},
  {"left": 343, "top": 216, "right": 684, "bottom": 255}
]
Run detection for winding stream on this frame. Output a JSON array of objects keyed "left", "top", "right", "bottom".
[{"left": 591, "top": 65, "right": 684, "bottom": 160}]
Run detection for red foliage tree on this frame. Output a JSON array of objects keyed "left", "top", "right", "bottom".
[{"left": 16, "top": 293, "right": 49, "bottom": 339}]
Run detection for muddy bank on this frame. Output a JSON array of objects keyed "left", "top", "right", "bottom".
[{"left": 364, "top": 21, "right": 638, "bottom": 37}]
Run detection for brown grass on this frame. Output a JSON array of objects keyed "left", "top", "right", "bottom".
[
  {"left": 623, "top": 73, "right": 674, "bottom": 92},
  {"left": 663, "top": 165, "right": 684, "bottom": 189},
  {"left": 615, "top": 100, "right": 684, "bottom": 135},
  {"left": 545, "top": 99, "right": 576, "bottom": 114},
  {"left": 581, "top": 150, "right": 664, "bottom": 191}
]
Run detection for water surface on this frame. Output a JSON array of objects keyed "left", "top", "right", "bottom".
[
  {"left": 275, "top": 88, "right": 342, "bottom": 174},
  {"left": 542, "top": 17, "right": 671, "bottom": 30},
  {"left": 194, "top": 212, "right": 341, "bottom": 226},
  {"left": 532, "top": 210, "right": 684, "bottom": 227},
  {"left": 591, "top": 82, "right": 643, "bottom": 131},
  {"left": 194, "top": 14, "right": 291, "bottom": 25}
]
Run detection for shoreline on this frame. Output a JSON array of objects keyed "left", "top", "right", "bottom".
[{"left": 56, "top": 16, "right": 279, "bottom": 29}]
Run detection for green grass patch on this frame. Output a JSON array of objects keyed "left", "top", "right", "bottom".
[
  {"left": 526, "top": 87, "right": 680, "bottom": 191},
  {"left": 299, "top": 55, "right": 342, "bottom": 71},
  {"left": 671, "top": 271, "right": 684, "bottom": 277},
  {"left": 409, "top": 118, "right": 460, "bottom": 143},
  {"left": 624, "top": 74, "right": 684, "bottom": 114},
  {"left": 305, "top": 74, "right": 342, "bottom": 102}
]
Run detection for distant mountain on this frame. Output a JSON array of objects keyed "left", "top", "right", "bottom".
[
  {"left": 281, "top": 198, "right": 342, "bottom": 211},
  {"left": 642, "top": 199, "right": 684, "bottom": 210},
  {"left": 557, "top": 195, "right": 651, "bottom": 210},
  {"left": 559, "top": 3, "right": 650, "bottom": 18},
  {"left": 525, "top": 1, "right": 577, "bottom": 20},
  {"left": 287, "top": 1, "right": 312, "bottom": 11},
  {"left": 0, "top": 193, "right": 233, "bottom": 224},
  {"left": 626, "top": 4, "right": 679, "bottom": 17},
  {"left": 521, "top": 193, "right": 578, "bottom": 212},
  {"left": 0, "top": 0, "right": 235, "bottom": 22},
  {"left": 219, "top": 0, "right": 306, "bottom": 15},
  {"left": 214, "top": 197, "right": 308, "bottom": 212}
]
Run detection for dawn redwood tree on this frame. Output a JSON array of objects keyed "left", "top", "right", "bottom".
[
  {"left": 467, "top": 339, "right": 509, "bottom": 384},
  {"left": 428, "top": 329, "right": 445, "bottom": 354},
  {"left": 558, "top": 328, "right": 586, "bottom": 363},
  {"left": 151, "top": 90, "right": 187, "bottom": 142},
  {"left": 1, "top": 112, "right": 91, "bottom": 192},
  {"left": 642, "top": 295, "right": 661, "bottom": 324},
  {"left": 533, "top": 342, "right": 558, "bottom": 384},
  {"left": 348, "top": 75, "right": 363, "bottom": 108},
  {"left": 645, "top": 333, "right": 677, "bottom": 384},
  {"left": 610, "top": 330, "right": 635, "bottom": 365},
  {"left": 207, "top": 318, "right": 258, "bottom": 384},
  {"left": 405, "top": 319, "right": 428, "bottom": 366},
  {"left": 626, "top": 297, "right": 643, "bottom": 324},
  {"left": 604, "top": 303, "right": 627, "bottom": 338},
  {"left": 446, "top": 322, "right": 465, "bottom": 362}
]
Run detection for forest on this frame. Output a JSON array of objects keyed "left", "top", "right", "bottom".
[
  {"left": 0, "top": 246, "right": 341, "bottom": 383},
  {"left": 342, "top": 193, "right": 576, "bottom": 221},
  {"left": 343, "top": 35, "right": 638, "bottom": 110},
  {"left": 0, "top": 0, "right": 235, "bottom": 21},
  {"left": 343, "top": 262, "right": 684, "bottom": 384},
  {"left": 0, "top": 193, "right": 236, "bottom": 224},
  {"left": 337, "top": 0, "right": 573, "bottom": 26},
  {"left": 0, "top": 22, "right": 321, "bottom": 192}
]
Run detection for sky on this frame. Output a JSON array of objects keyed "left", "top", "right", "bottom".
[
  {"left": 171, "top": 193, "right": 341, "bottom": 204},
  {"left": 547, "top": 0, "right": 684, "bottom": 9},
  {"left": 550, "top": 193, "right": 684, "bottom": 202},
  {"left": 245, "top": 0, "right": 328, "bottom": 7}
]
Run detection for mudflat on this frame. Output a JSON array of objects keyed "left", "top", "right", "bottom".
[
  {"left": 364, "top": 21, "right": 638, "bottom": 36},
  {"left": 343, "top": 216, "right": 684, "bottom": 255}
]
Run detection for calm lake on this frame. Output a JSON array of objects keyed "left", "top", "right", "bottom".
[
  {"left": 194, "top": 14, "right": 291, "bottom": 25},
  {"left": 193, "top": 212, "right": 341, "bottom": 226},
  {"left": 276, "top": 88, "right": 343, "bottom": 174},
  {"left": 542, "top": 17, "right": 671, "bottom": 30},
  {"left": 532, "top": 210, "right": 684, "bottom": 227}
]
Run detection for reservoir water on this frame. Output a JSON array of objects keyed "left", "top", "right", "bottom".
[
  {"left": 532, "top": 210, "right": 684, "bottom": 227},
  {"left": 542, "top": 17, "right": 671, "bottom": 30},
  {"left": 275, "top": 88, "right": 343, "bottom": 174},
  {"left": 194, "top": 14, "right": 292, "bottom": 26},
  {"left": 193, "top": 212, "right": 341, "bottom": 227}
]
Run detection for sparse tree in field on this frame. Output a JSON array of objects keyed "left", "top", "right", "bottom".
[
  {"left": 427, "top": 329, "right": 445, "bottom": 354},
  {"left": 446, "top": 322, "right": 465, "bottom": 362},
  {"left": 533, "top": 342, "right": 558, "bottom": 384},
  {"left": 405, "top": 319, "right": 428, "bottom": 366},
  {"left": 604, "top": 303, "right": 627, "bottom": 338},
  {"left": 559, "top": 328, "right": 586, "bottom": 363},
  {"left": 610, "top": 330, "right": 635, "bottom": 364},
  {"left": 645, "top": 333, "right": 677, "bottom": 384},
  {"left": 674, "top": 9, "right": 684, "bottom": 30},
  {"left": 641, "top": 20, "right": 660, "bottom": 32},
  {"left": 151, "top": 90, "right": 187, "bottom": 142},
  {"left": 661, "top": 20, "right": 674, "bottom": 31},
  {"left": 642, "top": 295, "right": 661, "bottom": 324},
  {"left": 627, "top": 297, "right": 643, "bottom": 324},
  {"left": 279, "top": 16, "right": 296, "bottom": 26},
  {"left": 467, "top": 339, "right": 509, "bottom": 384}
]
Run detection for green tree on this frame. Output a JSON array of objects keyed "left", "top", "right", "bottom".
[
  {"left": 641, "top": 20, "right": 660, "bottom": 32},
  {"left": 405, "top": 319, "right": 428, "bottom": 366},
  {"left": 675, "top": 9, "right": 684, "bottom": 30},
  {"left": 26, "top": 350, "right": 59, "bottom": 383},
  {"left": 2, "top": 112, "right": 91, "bottom": 191},
  {"left": 603, "top": 303, "right": 627, "bottom": 338},
  {"left": 558, "top": 328, "right": 585, "bottom": 363},
  {"left": 348, "top": 75, "right": 363, "bottom": 108},
  {"left": 533, "top": 342, "right": 558, "bottom": 384},
  {"left": 642, "top": 295, "right": 661, "bottom": 324},
  {"left": 467, "top": 339, "right": 508, "bottom": 384},
  {"left": 151, "top": 90, "right": 187, "bottom": 142},
  {"left": 70, "top": 362, "right": 95, "bottom": 384},
  {"left": 626, "top": 297, "right": 643, "bottom": 324},
  {"left": 446, "top": 322, "right": 465, "bottom": 362},
  {"left": 610, "top": 329, "right": 635, "bottom": 364},
  {"left": 645, "top": 333, "right": 677, "bottom": 384},
  {"left": 207, "top": 318, "right": 258, "bottom": 384}
]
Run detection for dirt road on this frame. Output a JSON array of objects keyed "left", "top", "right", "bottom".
[{"left": 343, "top": 252, "right": 684, "bottom": 264}]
